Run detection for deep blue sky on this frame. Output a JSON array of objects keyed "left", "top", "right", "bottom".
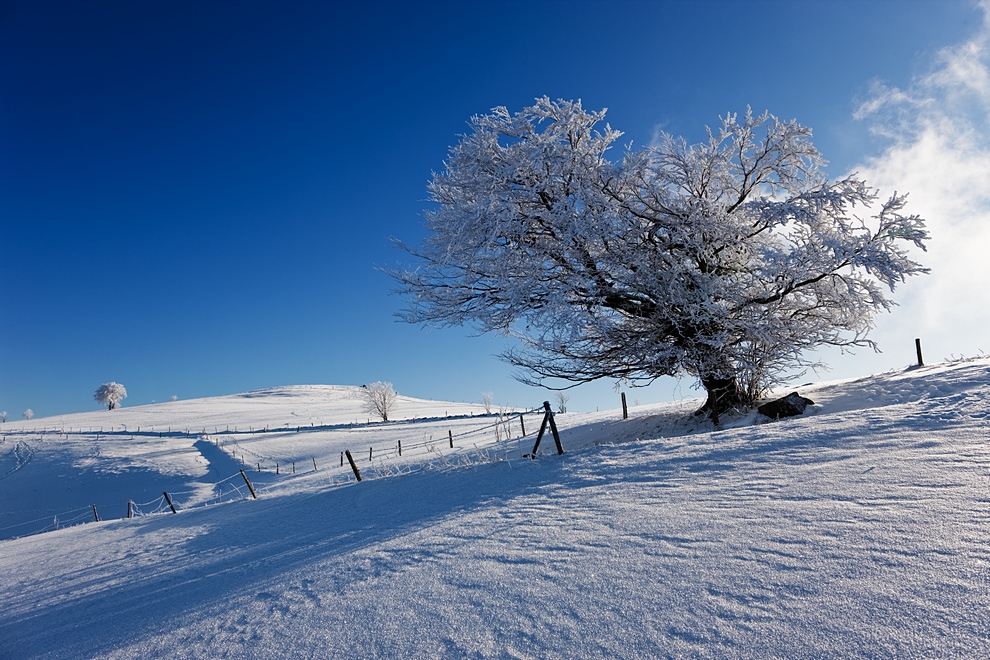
[{"left": 1, "top": 0, "right": 982, "bottom": 417}]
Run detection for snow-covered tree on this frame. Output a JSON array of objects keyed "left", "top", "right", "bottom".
[
  {"left": 22, "top": 409, "right": 33, "bottom": 420},
  {"left": 94, "top": 382, "right": 127, "bottom": 411},
  {"left": 481, "top": 391, "right": 494, "bottom": 414},
  {"left": 362, "top": 381, "right": 398, "bottom": 422},
  {"left": 0, "top": 411, "right": 6, "bottom": 423},
  {"left": 391, "top": 98, "right": 929, "bottom": 421},
  {"left": 554, "top": 391, "right": 569, "bottom": 414}
]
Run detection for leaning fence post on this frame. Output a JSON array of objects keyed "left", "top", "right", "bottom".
[
  {"left": 345, "top": 450, "right": 362, "bottom": 482},
  {"left": 520, "top": 414, "right": 526, "bottom": 436},
  {"left": 915, "top": 337, "right": 924, "bottom": 366},
  {"left": 621, "top": 392, "right": 628, "bottom": 420},
  {"left": 163, "top": 492, "right": 178, "bottom": 514},
  {"left": 240, "top": 469, "right": 258, "bottom": 499},
  {"left": 312, "top": 457, "right": 318, "bottom": 471},
  {"left": 547, "top": 405, "right": 564, "bottom": 455},
  {"left": 530, "top": 402, "right": 552, "bottom": 458},
  {"left": 92, "top": 504, "right": 100, "bottom": 522}
]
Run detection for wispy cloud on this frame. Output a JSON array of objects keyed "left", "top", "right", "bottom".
[{"left": 852, "top": 1, "right": 990, "bottom": 363}]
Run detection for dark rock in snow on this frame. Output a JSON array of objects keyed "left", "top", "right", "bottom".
[{"left": 758, "top": 392, "right": 814, "bottom": 419}]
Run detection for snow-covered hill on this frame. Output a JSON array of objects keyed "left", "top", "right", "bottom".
[
  {"left": 0, "top": 386, "right": 524, "bottom": 540},
  {"left": 1, "top": 361, "right": 989, "bottom": 658}
]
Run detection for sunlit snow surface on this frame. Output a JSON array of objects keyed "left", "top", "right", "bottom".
[{"left": 1, "top": 363, "right": 989, "bottom": 658}]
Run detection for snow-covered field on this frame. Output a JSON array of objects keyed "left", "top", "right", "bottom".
[{"left": 1, "top": 361, "right": 989, "bottom": 658}]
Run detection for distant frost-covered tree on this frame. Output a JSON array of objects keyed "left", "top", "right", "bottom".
[
  {"left": 23, "top": 409, "right": 33, "bottom": 420},
  {"left": 94, "top": 382, "right": 127, "bottom": 411},
  {"left": 391, "top": 98, "right": 929, "bottom": 421},
  {"left": 0, "top": 411, "right": 6, "bottom": 423},
  {"left": 362, "top": 381, "right": 398, "bottom": 422},
  {"left": 481, "top": 391, "right": 495, "bottom": 414}
]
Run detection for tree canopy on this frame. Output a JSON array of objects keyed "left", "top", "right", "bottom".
[
  {"left": 391, "top": 98, "right": 929, "bottom": 420},
  {"left": 94, "top": 382, "right": 127, "bottom": 411}
]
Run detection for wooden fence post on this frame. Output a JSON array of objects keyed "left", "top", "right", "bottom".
[
  {"left": 621, "top": 392, "right": 628, "bottom": 420},
  {"left": 916, "top": 337, "right": 924, "bottom": 366},
  {"left": 127, "top": 500, "right": 133, "bottom": 519},
  {"left": 530, "top": 402, "right": 551, "bottom": 457},
  {"left": 529, "top": 401, "right": 564, "bottom": 457},
  {"left": 345, "top": 450, "right": 362, "bottom": 482},
  {"left": 312, "top": 457, "right": 318, "bottom": 471},
  {"left": 240, "top": 469, "right": 257, "bottom": 498},
  {"left": 398, "top": 439, "right": 402, "bottom": 456},
  {"left": 520, "top": 414, "right": 526, "bottom": 436},
  {"left": 548, "top": 406, "right": 564, "bottom": 455},
  {"left": 163, "top": 492, "right": 178, "bottom": 514},
  {"left": 92, "top": 504, "right": 100, "bottom": 522},
  {"left": 449, "top": 429, "right": 454, "bottom": 449}
]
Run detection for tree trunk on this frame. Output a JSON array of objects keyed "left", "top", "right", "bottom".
[{"left": 696, "top": 376, "right": 745, "bottom": 425}]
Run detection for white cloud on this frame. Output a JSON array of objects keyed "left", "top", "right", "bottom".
[{"left": 846, "top": 2, "right": 990, "bottom": 369}]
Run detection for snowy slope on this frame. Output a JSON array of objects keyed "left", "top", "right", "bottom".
[
  {"left": 0, "top": 386, "right": 526, "bottom": 539},
  {"left": 1, "top": 361, "right": 989, "bottom": 658}
]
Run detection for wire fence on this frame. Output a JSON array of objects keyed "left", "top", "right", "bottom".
[
  {"left": 1, "top": 407, "right": 534, "bottom": 442},
  {"left": 1, "top": 405, "right": 563, "bottom": 542},
  {"left": 214, "top": 407, "right": 543, "bottom": 470}
]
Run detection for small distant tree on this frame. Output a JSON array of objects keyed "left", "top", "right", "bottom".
[
  {"left": 481, "top": 391, "right": 495, "bottom": 414},
  {"left": 0, "top": 411, "right": 7, "bottom": 423},
  {"left": 23, "top": 409, "right": 33, "bottom": 420},
  {"left": 94, "top": 382, "right": 128, "bottom": 411},
  {"left": 554, "top": 391, "right": 570, "bottom": 414},
  {"left": 362, "top": 381, "right": 398, "bottom": 422},
  {"left": 171, "top": 395, "right": 178, "bottom": 402}
]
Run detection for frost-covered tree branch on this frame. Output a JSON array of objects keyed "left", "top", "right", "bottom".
[{"left": 389, "top": 98, "right": 929, "bottom": 421}]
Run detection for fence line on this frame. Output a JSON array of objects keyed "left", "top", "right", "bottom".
[
  {"left": 1, "top": 407, "right": 530, "bottom": 441},
  {"left": 1, "top": 405, "right": 559, "bottom": 541},
  {"left": 218, "top": 408, "right": 543, "bottom": 470}
]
